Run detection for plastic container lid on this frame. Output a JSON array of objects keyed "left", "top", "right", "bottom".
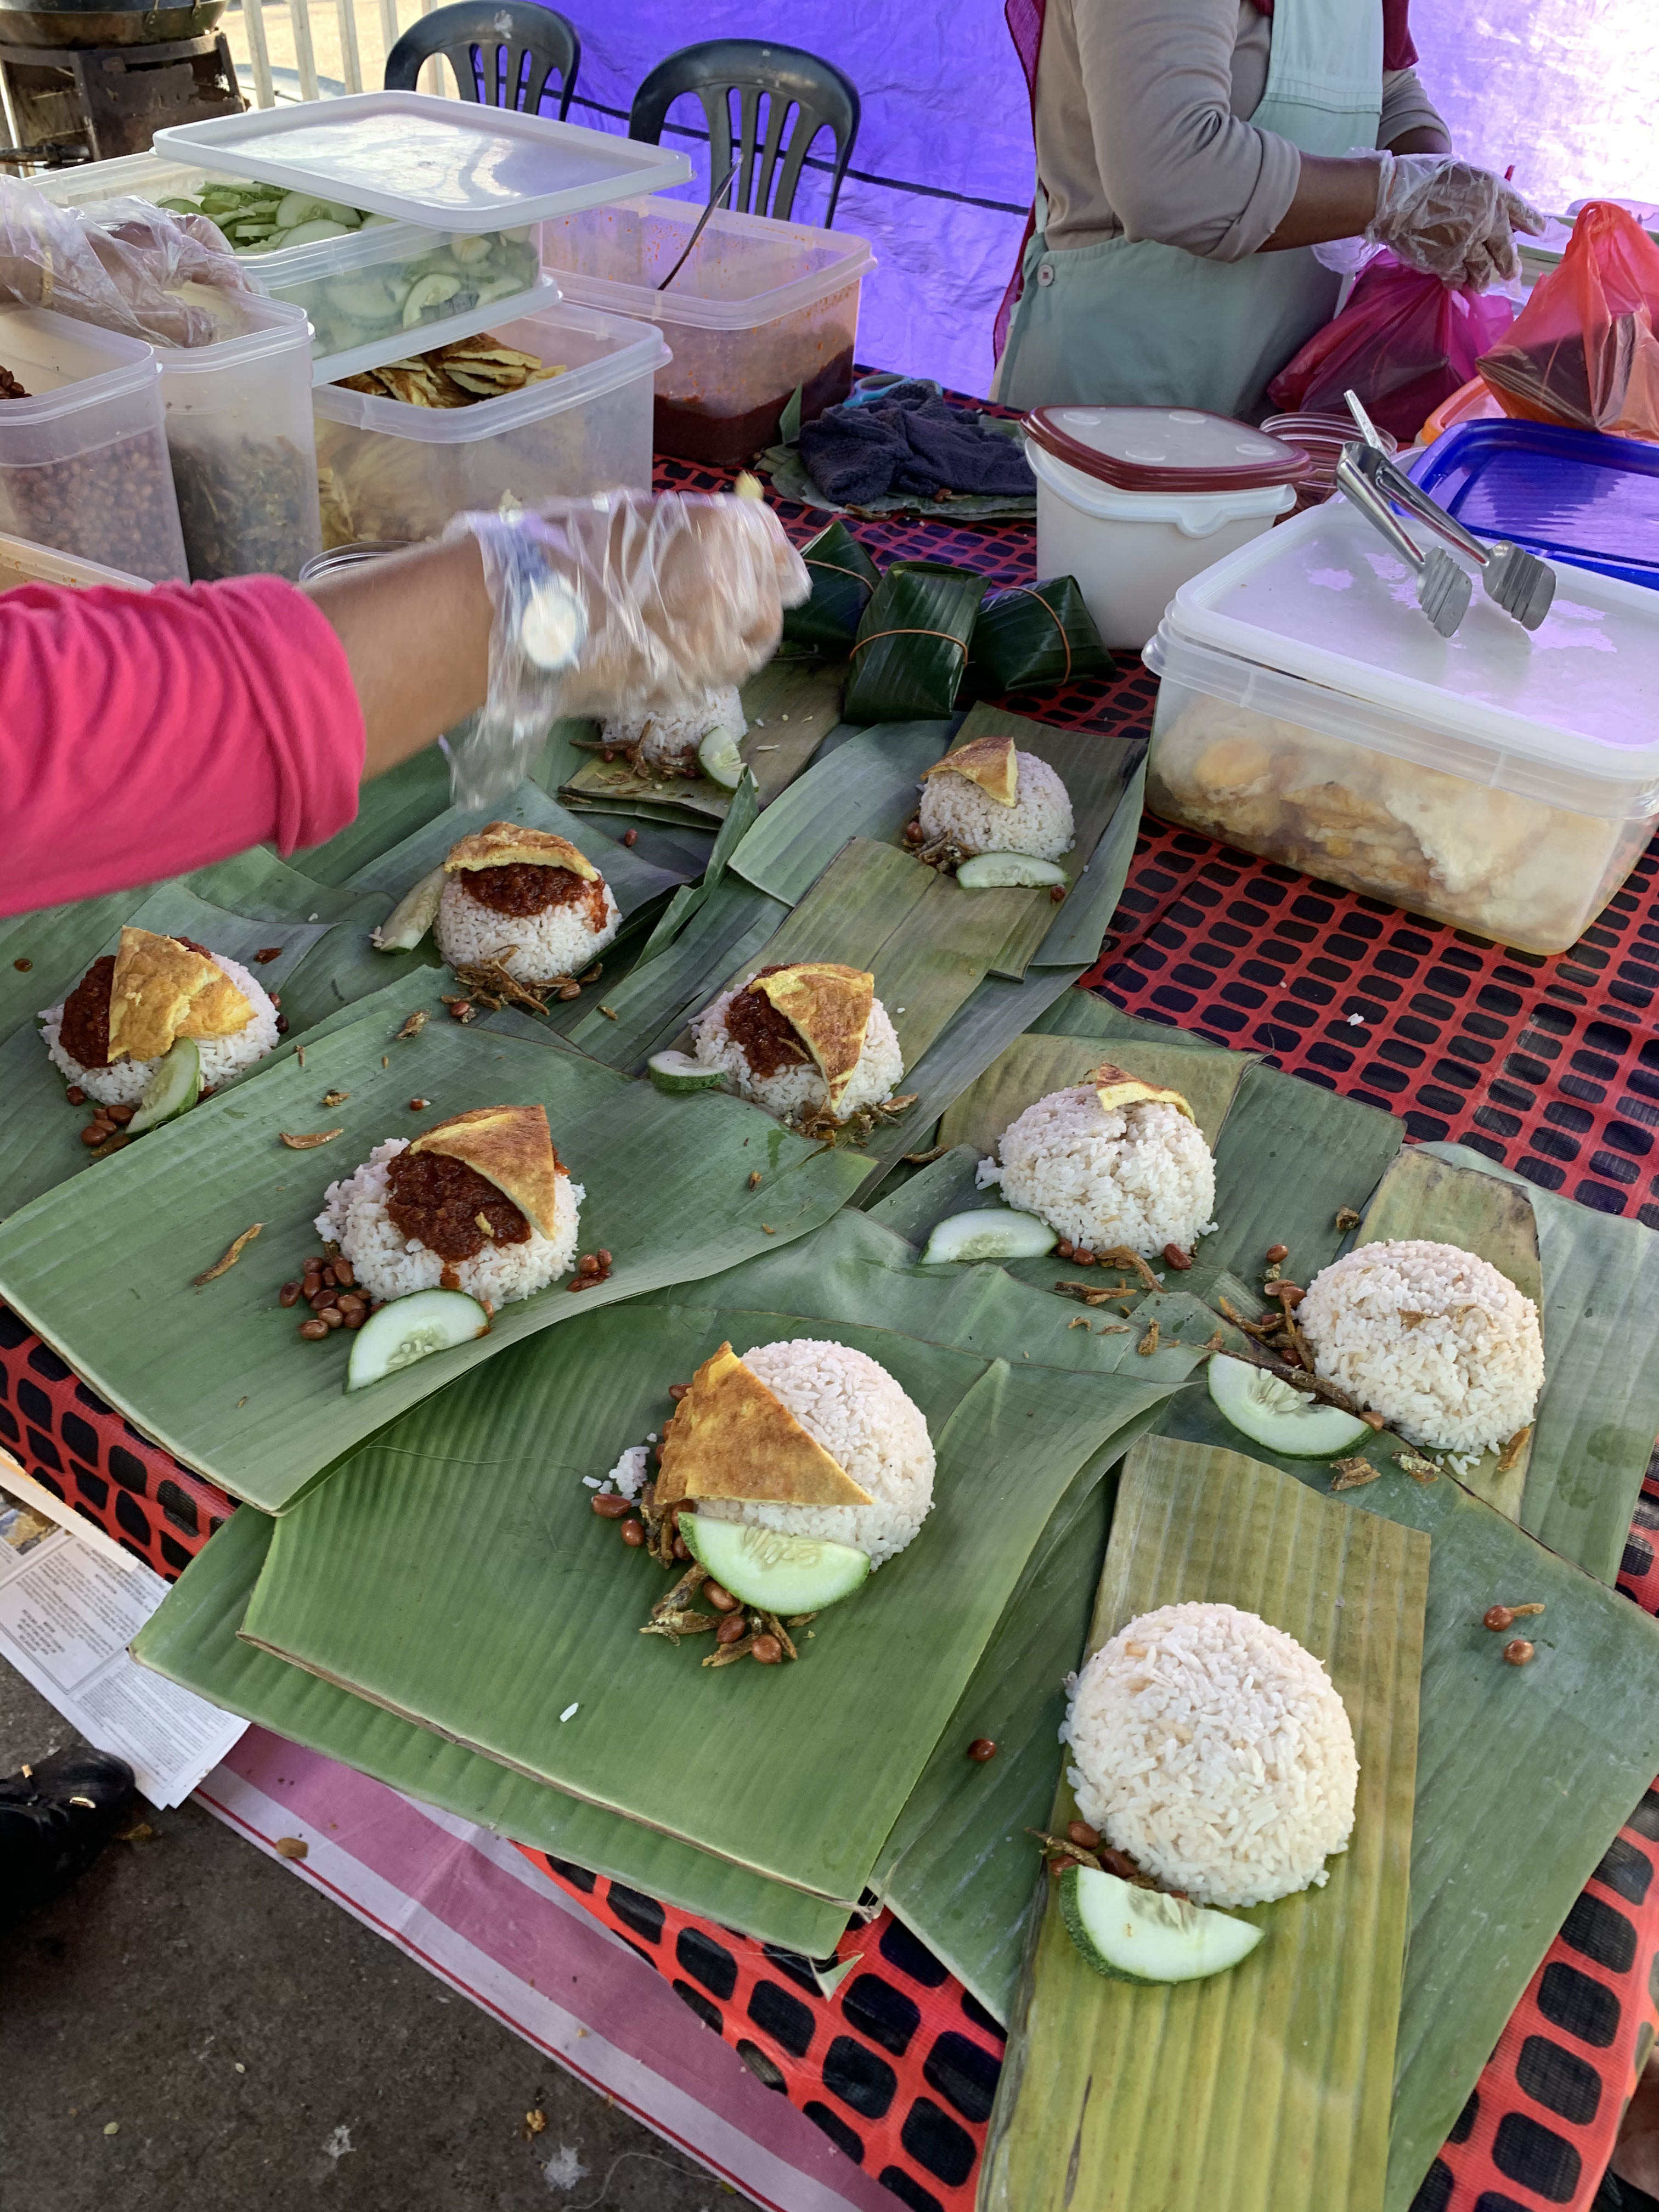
[
  {"left": 156, "top": 92, "right": 692, "bottom": 232},
  {"left": 1023, "top": 405, "right": 1310, "bottom": 494},
  {"left": 1162, "top": 494, "right": 1659, "bottom": 812},
  {"left": 1411, "top": 419, "right": 1659, "bottom": 595},
  {"left": 0, "top": 305, "right": 159, "bottom": 421},
  {"left": 1025, "top": 433, "right": 1295, "bottom": 532}
]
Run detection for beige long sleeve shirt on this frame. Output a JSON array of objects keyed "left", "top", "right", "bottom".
[{"left": 1035, "top": 0, "right": 1448, "bottom": 259}]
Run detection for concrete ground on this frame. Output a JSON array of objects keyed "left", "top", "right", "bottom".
[{"left": 0, "top": 1658, "right": 757, "bottom": 2212}]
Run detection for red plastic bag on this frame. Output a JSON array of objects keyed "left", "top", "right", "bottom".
[
  {"left": 1267, "top": 250, "right": 1515, "bottom": 442},
  {"left": 1478, "top": 201, "right": 1659, "bottom": 440}
]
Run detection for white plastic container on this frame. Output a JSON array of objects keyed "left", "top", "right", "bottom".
[
  {"left": 35, "top": 151, "right": 553, "bottom": 382},
  {"left": 0, "top": 306, "right": 184, "bottom": 582},
  {"left": 150, "top": 291, "right": 321, "bottom": 581},
  {"left": 1025, "top": 406, "right": 1306, "bottom": 650},
  {"left": 312, "top": 298, "right": 668, "bottom": 549},
  {"left": 1143, "top": 495, "right": 1659, "bottom": 953},
  {"left": 540, "top": 193, "right": 874, "bottom": 467}
]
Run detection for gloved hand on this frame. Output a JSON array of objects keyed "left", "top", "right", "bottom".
[
  {"left": 1368, "top": 153, "right": 1546, "bottom": 290},
  {"left": 448, "top": 489, "right": 811, "bottom": 808},
  {"left": 0, "top": 178, "right": 252, "bottom": 348}
]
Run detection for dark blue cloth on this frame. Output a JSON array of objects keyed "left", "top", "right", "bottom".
[{"left": 798, "top": 386, "right": 1036, "bottom": 507}]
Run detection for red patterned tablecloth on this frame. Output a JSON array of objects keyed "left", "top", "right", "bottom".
[{"left": 8, "top": 447, "right": 1659, "bottom": 2212}]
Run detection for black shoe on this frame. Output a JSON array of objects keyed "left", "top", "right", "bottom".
[{"left": 0, "top": 1745, "right": 137, "bottom": 1932}]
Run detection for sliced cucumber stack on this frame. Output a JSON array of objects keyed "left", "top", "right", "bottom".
[
  {"left": 1206, "top": 1353, "right": 1371, "bottom": 1458},
  {"left": 346, "top": 1289, "right": 489, "bottom": 1391},
  {"left": 680, "top": 1517, "right": 871, "bottom": 1615},
  {"left": 1060, "top": 1865, "right": 1262, "bottom": 1985},
  {"left": 373, "top": 865, "right": 446, "bottom": 952},
  {"left": 921, "top": 1208, "right": 1057, "bottom": 1265},
  {"left": 126, "top": 1036, "right": 201, "bottom": 1135},
  {"left": 647, "top": 1051, "right": 726, "bottom": 1094},
  {"left": 698, "top": 725, "right": 746, "bottom": 790},
  {"left": 956, "top": 852, "right": 1068, "bottom": 890}
]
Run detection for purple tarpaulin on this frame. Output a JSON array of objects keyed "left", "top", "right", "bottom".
[{"left": 563, "top": 1, "right": 1659, "bottom": 400}]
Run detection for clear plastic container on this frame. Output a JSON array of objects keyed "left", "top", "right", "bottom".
[
  {"left": 0, "top": 527, "right": 148, "bottom": 591},
  {"left": 311, "top": 298, "right": 668, "bottom": 549},
  {"left": 34, "top": 151, "right": 550, "bottom": 382},
  {"left": 540, "top": 193, "right": 874, "bottom": 466},
  {"left": 150, "top": 291, "right": 321, "bottom": 582},
  {"left": 1143, "top": 498, "right": 1659, "bottom": 953},
  {"left": 0, "top": 306, "right": 184, "bottom": 582}
]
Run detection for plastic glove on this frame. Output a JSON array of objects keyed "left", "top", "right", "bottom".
[
  {"left": 0, "top": 177, "right": 252, "bottom": 349},
  {"left": 448, "top": 490, "right": 811, "bottom": 809},
  {"left": 1368, "top": 153, "right": 1545, "bottom": 290}
]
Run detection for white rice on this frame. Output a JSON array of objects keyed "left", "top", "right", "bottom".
[
  {"left": 314, "top": 1136, "right": 583, "bottom": 1305},
  {"left": 40, "top": 952, "right": 279, "bottom": 1107},
  {"left": 689, "top": 988, "right": 904, "bottom": 1121},
  {"left": 1300, "top": 1237, "right": 1544, "bottom": 1454},
  {"left": 602, "top": 1443, "right": 651, "bottom": 1500},
  {"left": 1063, "top": 1600, "right": 1357, "bottom": 1909},
  {"left": 433, "top": 872, "right": 620, "bottom": 988},
  {"left": 697, "top": 1338, "right": 934, "bottom": 1567},
  {"left": 602, "top": 685, "right": 746, "bottom": 773},
  {"left": 918, "top": 749, "right": 1074, "bottom": 861},
  {"left": 979, "top": 1087, "right": 1216, "bottom": 1255}
]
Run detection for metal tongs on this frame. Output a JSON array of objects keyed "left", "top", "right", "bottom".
[
  {"left": 1344, "top": 390, "right": 1557, "bottom": 630},
  {"left": 1335, "top": 443, "right": 1472, "bottom": 636}
]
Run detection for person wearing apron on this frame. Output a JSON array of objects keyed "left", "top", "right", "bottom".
[{"left": 996, "top": 0, "right": 1541, "bottom": 419}]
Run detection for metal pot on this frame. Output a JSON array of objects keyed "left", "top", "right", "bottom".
[{"left": 0, "top": 0, "right": 227, "bottom": 47}]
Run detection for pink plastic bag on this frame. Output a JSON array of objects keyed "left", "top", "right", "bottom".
[
  {"left": 1479, "top": 202, "right": 1659, "bottom": 440},
  {"left": 1267, "top": 250, "right": 1516, "bottom": 443}
]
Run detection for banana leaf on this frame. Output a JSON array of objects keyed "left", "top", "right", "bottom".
[
  {"left": 1156, "top": 1390, "right": 1659, "bottom": 2209},
  {"left": 940, "top": 1031, "right": 1251, "bottom": 1164},
  {"left": 292, "top": 743, "right": 454, "bottom": 885},
  {"left": 559, "top": 659, "right": 848, "bottom": 823},
  {"left": 730, "top": 701, "right": 1145, "bottom": 980},
  {"left": 843, "top": 562, "right": 988, "bottom": 722},
  {"left": 0, "top": 967, "right": 871, "bottom": 1512},
  {"left": 563, "top": 877, "right": 791, "bottom": 1074},
  {"left": 234, "top": 1257, "right": 1194, "bottom": 1905},
  {"left": 133, "top": 1504, "right": 855, "bottom": 1959},
  {"left": 631, "top": 771, "right": 760, "bottom": 970},
  {"left": 781, "top": 517, "right": 881, "bottom": 649},
  {"left": 982, "top": 1436, "right": 1427, "bottom": 2212},
  {"left": 0, "top": 878, "right": 380, "bottom": 1219},
  {"left": 966, "top": 575, "right": 1113, "bottom": 698}
]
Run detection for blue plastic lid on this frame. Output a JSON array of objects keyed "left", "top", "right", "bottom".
[{"left": 1411, "top": 420, "right": 1659, "bottom": 594}]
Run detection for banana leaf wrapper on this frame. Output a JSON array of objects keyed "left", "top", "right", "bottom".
[
  {"left": 0, "top": 875, "right": 383, "bottom": 1219},
  {"left": 1155, "top": 1396, "right": 1659, "bottom": 2210},
  {"left": 559, "top": 659, "right": 848, "bottom": 823},
  {"left": 842, "top": 562, "right": 988, "bottom": 723},
  {"left": 781, "top": 517, "right": 881, "bottom": 650},
  {"left": 981, "top": 1436, "right": 1427, "bottom": 2212},
  {"left": 292, "top": 743, "right": 454, "bottom": 886},
  {"left": 0, "top": 967, "right": 870, "bottom": 1513},
  {"left": 965, "top": 575, "right": 1113, "bottom": 698},
  {"left": 232, "top": 1210, "right": 1203, "bottom": 1905}
]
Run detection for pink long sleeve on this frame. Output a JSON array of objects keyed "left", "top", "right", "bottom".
[{"left": 2, "top": 574, "right": 366, "bottom": 917}]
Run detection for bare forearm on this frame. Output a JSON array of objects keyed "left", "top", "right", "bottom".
[
  {"left": 303, "top": 535, "right": 494, "bottom": 782},
  {"left": 1261, "top": 153, "right": 1384, "bottom": 251},
  {"left": 1389, "top": 125, "right": 1452, "bottom": 156}
]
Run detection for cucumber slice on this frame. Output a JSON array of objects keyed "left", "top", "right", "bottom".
[
  {"left": 402, "top": 272, "right": 463, "bottom": 326},
  {"left": 346, "top": 1289, "right": 489, "bottom": 1391},
  {"left": 126, "top": 1036, "right": 201, "bottom": 1135},
  {"left": 275, "top": 191, "right": 330, "bottom": 229},
  {"left": 1206, "top": 1352, "right": 1371, "bottom": 1458},
  {"left": 283, "top": 219, "right": 352, "bottom": 246},
  {"left": 680, "top": 1516, "right": 871, "bottom": 1615},
  {"left": 372, "top": 864, "right": 446, "bottom": 952},
  {"left": 955, "top": 852, "right": 1068, "bottom": 890},
  {"left": 921, "top": 1208, "right": 1057, "bottom": 1265},
  {"left": 1060, "top": 1865, "right": 1262, "bottom": 1984},
  {"left": 647, "top": 1051, "right": 726, "bottom": 1094},
  {"left": 698, "top": 725, "right": 745, "bottom": 789}
]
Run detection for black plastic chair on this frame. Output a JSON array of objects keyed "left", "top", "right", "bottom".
[
  {"left": 383, "top": 1, "right": 579, "bottom": 120},
  {"left": 628, "top": 38, "right": 860, "bottom": 226}
]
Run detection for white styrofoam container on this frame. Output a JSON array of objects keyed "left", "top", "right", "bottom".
[
  {"left": 312, "top": 298, "right": 668, "bottom": 549},
  {"left": 1142, "top": 495, "right": 1659, "bottom": 951},
  {"left": 156, "top": 93, "right": 690, "bottom": 232},
  {"left": 1028, "top": 435, "right": 1294, "bottom": 652}
]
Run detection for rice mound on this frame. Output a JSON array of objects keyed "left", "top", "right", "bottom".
[
  {"left": 40, "top": 953, "right": 280, "bottom": 1107},
  {"left": 980, "top": 1087, "right": 1216, "bottom": 1255},
  {"left": 1300, "top": 1237, "right": 1544, "bottom": 1454},
  {"left": 315, "top": 1137, "right": 583, "bottom": 1305},
  {"left": 433, "top": 874, "right": 620, "bottom": 988},
  {"left": 1064, "top": 1600, "right": 1358, "bottom": 1909},
  {"left": 602, "top": 684, "right": 746, "bottom": 772},
  {"left": 698, "top": 1338, "right": 935, "bottom": 1567},
  {"left": 918, "top": 749, "right": 1074, "bottom": 861},
  {"left": 690, "top": 989, "right": 904, "bottom": 1121}
]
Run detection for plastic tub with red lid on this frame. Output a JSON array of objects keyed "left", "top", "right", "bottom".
[{"left": 1023, "top": 405, "right": 1310, "bottom": 648}]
